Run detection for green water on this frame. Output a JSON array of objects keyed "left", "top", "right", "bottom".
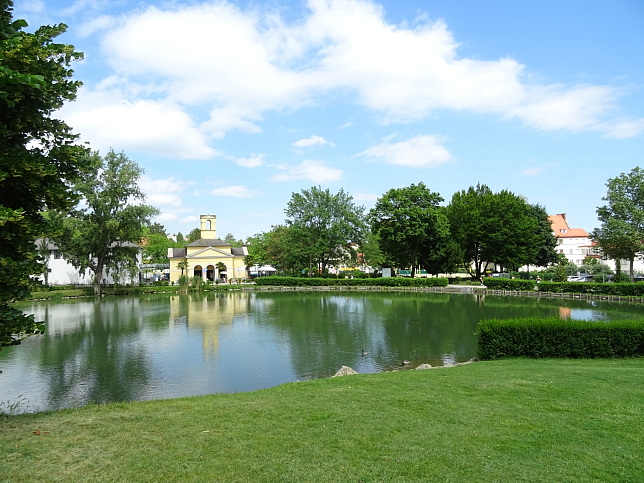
[{"left": 1, "top": 291, "right": 640, "bottom": 413}]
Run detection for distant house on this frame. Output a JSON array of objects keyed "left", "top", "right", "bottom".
[
  {"left": 168, "top": 215, "right": 248, "bottom": 283},
  {"left": 35, "top": 239, "right": 142, "bottom": 286},
  {"left": 549, "top": 213, "right": 595, "bottom": 266}
]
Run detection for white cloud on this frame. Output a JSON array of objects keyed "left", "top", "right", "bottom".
[
  {"left": 233, "top": 154, "right": 265, "bottom": 168},
  {"left": 356, "top": 134, "right": 452, "bottom": 168},
  {"left": 211, "top": 185, "right": 258, "bottom": 198},
  {"left": 77, "top": 15, "right": 117, "bottom": 37},
  {"left": 62, "top": 87, "right": 219, "bottom": 159},
  {"left": 519, "top": 167, "right": 542, "bottom": 176},
  {"left": 292, "top": 135, "right": 336, "bottom": 147},
  {"left": 62, "top": 0, "right": 641, "bottom": 159},
  {"left": 271, "top": 160, "right": 343, "bottom": 182}
]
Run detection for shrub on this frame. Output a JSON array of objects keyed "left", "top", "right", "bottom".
[
  {"left": 253, "top": 276, "right": 448, "bottom": 288},
  {"left": 477, "top": 317, "right": 644, "bottom": 360},
  {"left": 482, "top": 278, "right": 536, "bottom": 291},
  {"left": 537, "top": 281, "right": 644, "bottom": 297}
]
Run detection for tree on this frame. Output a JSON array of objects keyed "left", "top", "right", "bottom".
[
  {"left": 177, "top": 260, "right": 188, "bottom": 277},
  {"left": 224, "top": 233, "right": 242, "bottom": 247},
  {"left": 368, "top": 183, "right": 450, "bottom": 277},
  {"left": 447, "top": 184, "right": 556, "bottom": 279},
  {"left": 593, "top": 167, "right": 644, "bottom": 281},
  {"left": 186, "top": 228, "right": 202, "bottom": 243},
  {"left": 0, "top": 1, "right": 91, "bottom": 346},
  {"left": 53, "top": 150, "right": 159, "bottom": 295},
  {"left": 143, "top": 232, "right": 178, "bottom": 264},
  {"left": 246, "top": 225, "right": 312, "bottom": 275},
  {"left": 285, "top": 186, "right": 367, "bottom": 273}
]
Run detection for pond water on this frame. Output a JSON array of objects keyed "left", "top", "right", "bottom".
[{"left": 1, "top": 291, "right": 641, "bottom": 413}]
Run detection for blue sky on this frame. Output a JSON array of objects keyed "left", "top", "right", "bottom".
[{"left": 14, "top": 0, "right": 644, "bottom": 240}]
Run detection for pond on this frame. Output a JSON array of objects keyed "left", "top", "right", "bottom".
[{"left": 1, "top": 290, "right": 641, "bottom": 413}]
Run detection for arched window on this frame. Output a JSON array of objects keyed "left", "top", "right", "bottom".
[
  {"left": 206, "top": 265, "right": 215, "bottom": 282},
  {"left": 193, "top": 265, "right": 203, "bottom": 278}
]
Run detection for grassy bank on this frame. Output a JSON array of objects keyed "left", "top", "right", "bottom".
[{"left": 2, "top": 359, "right": 642, "bottom": 482}]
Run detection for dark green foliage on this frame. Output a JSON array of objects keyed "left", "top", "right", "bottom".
[
  {"left": 537, "top": 281, "right": 644, "bottom": 297},
  {"left": 368, "top": 182, "right": 451, "bottom": 277},
  {"left": 482, "top": 278, "right": 536, "bottom": 291},
  {"left": 0, "top": 1, "right": 91, "bottom": 345},
  {"left": 593, "top": 167, "right": 644, "bottom": 281},
  {"left": 478, "top": 317, "right": 644, "bottom": 360},
  {"left": 52, "top": 150, "right": 158, "bottom": 295},
  {"left": 285, "top": 186, "right": 367, "bottom": 273},
  {"left": 253, "top": 276, "right": 448, "bottom": 288},
  {"left": 447, "top": 184, "right": 557, "bottom": 279}
]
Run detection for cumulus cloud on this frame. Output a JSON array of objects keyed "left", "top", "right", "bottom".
[
  {"left": 62, "top": 0, "right": 642, "bottom": 160},
  {"left": 233, "top": 153, "right": 265, "bottom": 168},
  {"left": 62, "top": 87, "right": 219, "bottom": 159},
  {"left": 356, "top": 134, "right": 452, "bottom": 168},
  {"left": 271, "top": 160, "right": 343, "bottom": 182},
  {"left": 292, "top": 135, "right": 336, "bottom": 147},
  {"left": 211, "top": 185, "right": 258, "bottom": 198},
  {"left": 140, "top": 177, "right": 194, "bottom": 204}
]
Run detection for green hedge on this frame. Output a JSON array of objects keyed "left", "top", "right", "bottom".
[
  {"left": 478, "top": 317, "right": 644, "bottom": 360},
  {"left": 482, "top": 278, "right": 536, "bottom": 291},
  {"left": 253, "top": 276, "right": 449, "bottom": 288},
  {"left": 537, "top": 281, "right": 644, "bottom": 297}
]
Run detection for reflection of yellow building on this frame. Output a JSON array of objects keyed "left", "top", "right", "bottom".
[
  {"left": 168, "top": 215, "right": 249, "bottom": 284},
  {"left": 559, "top": 306, "right": 572, "bottom": 319},
  {"left": 169, "top": 292, "right": 252, "bottom": 357}
]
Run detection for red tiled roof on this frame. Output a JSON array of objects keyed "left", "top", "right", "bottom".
[{"left": 548, "top": 213, "right": 589, "bottom": 238}]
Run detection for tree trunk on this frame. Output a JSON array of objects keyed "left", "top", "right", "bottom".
[{"left": 93, "top": 261, "right": 104, "bottom": 295}]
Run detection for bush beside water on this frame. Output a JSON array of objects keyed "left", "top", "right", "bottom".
[
  {"left": 537, "top": 281, "right": 644, "bottom": 296},
  {"left": 478, "top": 317, "right": 644, "bottom": 360},
  {"left": 253, "top": 276, "right": 449, "bottom": 288},
  {"left": 482, "top": 278, "right": 536, "bottom": 291}
]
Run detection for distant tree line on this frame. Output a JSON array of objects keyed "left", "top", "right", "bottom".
[{"left": 246, "top": 182, "right": 560, "bottom": 280}]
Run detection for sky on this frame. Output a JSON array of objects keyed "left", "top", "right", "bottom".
[{"left": 13, "top": 0, "right": 644, "bottom": 240}]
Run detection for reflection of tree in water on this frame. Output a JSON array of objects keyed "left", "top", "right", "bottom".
[
  {"left": 37, "top": 297, "right": 154, "bottom": 410},
  {"left": 251, "top": 292, "right": 389, "bottom": 378}
]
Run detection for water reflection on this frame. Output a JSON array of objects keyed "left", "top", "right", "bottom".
[{"left": 1, "top": 292, "right": 640, "bottom": 413}]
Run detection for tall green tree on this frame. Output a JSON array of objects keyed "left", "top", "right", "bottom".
[
  {"left": 368, "top": 183, "right": 450, "bottom": 277},
  {"left": 53, "top": 150, "right": 159, "bottom": 295},
  {"left": 186, "top": 228, "right": 202, "bottom": 243},
  {"left": 447, "top": 184, "right": 556, "bottom": 279},
  {"left": 285, "top": 186, "right": 367, "bottom": 273},
  {"left": 593, "top": 167, "right": 644, "bottom": 281},
  {"left": 246, "top": 225, "right": 312, "bottom": 275},
  {"left": 0, "top": 1, "right": 91, "bottom": 346}
]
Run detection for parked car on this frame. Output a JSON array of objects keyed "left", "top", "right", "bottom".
[
  {"left": 577, "top": 275, "right": 594, "bottom": 282},
  {"left": 567, "top": 276, "right": 579, "bottom": 282}
]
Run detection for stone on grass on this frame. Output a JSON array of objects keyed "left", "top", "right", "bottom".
[
  {"left": 415, "top": 363, "right": 433, "bottom": 370},
  {"left": 333, "top": 366, "right": 358, "bottom": 377}
]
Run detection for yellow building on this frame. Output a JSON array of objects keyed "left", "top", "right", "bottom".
[{"left": 168, "top": 215, "right": 248, "bottom": 283}]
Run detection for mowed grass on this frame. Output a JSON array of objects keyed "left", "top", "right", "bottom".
[{"left": 2, "top": 359, "right": 642, "bottom": 482}]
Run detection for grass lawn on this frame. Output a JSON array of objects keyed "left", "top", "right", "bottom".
[{"left": 2, "top": 358, "right": 642, "bottom": 482}]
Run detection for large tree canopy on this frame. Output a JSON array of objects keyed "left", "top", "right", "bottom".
[
  {"left": 0, "top": 1, "right": 90, "bottom": 346},
  {"left": 593, "top": 167, "right": 644, "bottom": 280},
  {"left": 53, "top": 150, "right": 158, "bottom": 295},
  {"left": 285, "top": 186, "right": 367, "bottom": 273},
  {"left": 447, "top": 184, "right": 557, "bottom": 279},
  {"left": 368, "top": 182, "right": 451, "bottom": 277}
]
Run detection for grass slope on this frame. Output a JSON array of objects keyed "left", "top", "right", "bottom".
[{"left": 2, "top": 359, "right": 642, "bottom": 482}]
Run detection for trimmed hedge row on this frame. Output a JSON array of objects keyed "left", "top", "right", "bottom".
[
  {"left": 253, "top": 276, "right": 449, "bottom": 288},
  {"left": 482, "top": 278, "right": 536, "bottom": 291},
  {"left": 478, "top": 317, "right": 644, "bottom": 360},
  {"left": 537, "top": 281, "right": 644, "bottom": 296}
]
